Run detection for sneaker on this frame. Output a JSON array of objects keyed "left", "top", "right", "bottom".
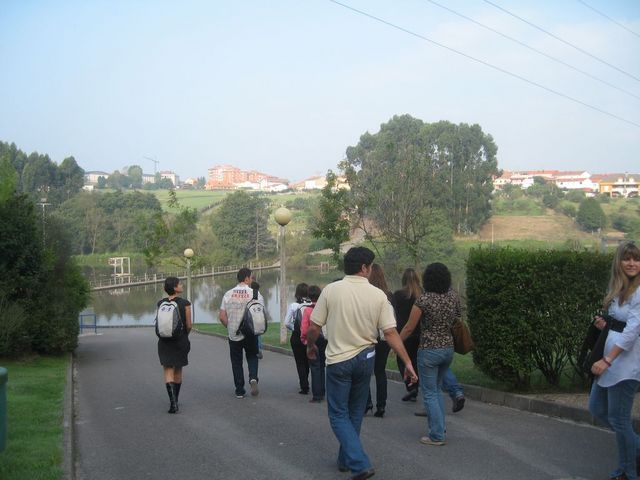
[
  {"left": 250, "top": 379, "right": 259, "bottom": 396},
  {"left": 420, "top": 436, "right": 446, "bottom": 446},
  {"left": 452, "top": 396, "right": 465, "bottom": 413},
  {"left": 414, "top": 410, "right": 427, "bottom": 417},
  {"left": 235, "top": 393, "right": 245, "bottom": 399}
]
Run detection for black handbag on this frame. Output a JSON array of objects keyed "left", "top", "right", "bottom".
[{"left": 578, "top": 314, "right": 625, "bottom": 374}]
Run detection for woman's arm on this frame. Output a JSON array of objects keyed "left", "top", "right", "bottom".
[
  {"left": 399, "top": 305, "right": 421, "bottom": 341},
  {"left": 185, "top": 305, "right": 192, "bottom": 333}
]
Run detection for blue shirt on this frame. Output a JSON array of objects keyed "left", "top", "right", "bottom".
[{"left": 598, "top": 288, "right": 640, "bottom": 388}]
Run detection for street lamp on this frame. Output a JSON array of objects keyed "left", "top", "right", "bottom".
[
  {"left": 274, "top": 207, "right": 292, "bottom": 345},
  {"left": 183, "top": 248, "right": 194, "bottom": 321}
]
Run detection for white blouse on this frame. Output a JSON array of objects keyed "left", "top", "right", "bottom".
[{"left": 598, "top": 288, "right": 640, "bottom": 388}]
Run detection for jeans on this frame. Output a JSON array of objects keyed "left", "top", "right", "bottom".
[
  {"left": 309, "top": 337, "right": 327, "bottom": 400},
  {"left": 417, "top": 347, "right": 454, "bottom": 442},
  {"left": 290, "top": 331, "right": 310, "bottom": 392},
  {"left": 442, "top": 368, "right": 464, "bottom": 400},
  {"left": 228, "top": 336, "right": 259, "bottom": 396},
  {"left": 589, "top": 379, "right": 640, "bottom": 479},
  {"left": 326, "top": 347, "right": 375, "bottom": 475}
]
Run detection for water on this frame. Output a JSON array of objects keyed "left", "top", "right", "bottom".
[{"left": 85, "top": 269, "right": 339, "bottom": 327}]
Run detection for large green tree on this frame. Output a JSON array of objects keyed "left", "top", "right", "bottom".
[
  {"left": 577, "top": 197, "right": 607, "bottom": 232},
  {"left": 311, "top": 171, "right": 351, "bottom": 264},
  {"left": 338, "top": 115, "right": 499, "bottom": 263},
  {"left": 209, "top": 190, "right": 275, "bottom": 262}
]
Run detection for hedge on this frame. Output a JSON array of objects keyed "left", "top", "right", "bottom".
[{"left": 466, "top": 247, "right": 611, "bottom": 388}]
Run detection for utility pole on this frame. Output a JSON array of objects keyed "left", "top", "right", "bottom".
[{"left": 36, "top": 198, "right": 51, "bottom": 246}]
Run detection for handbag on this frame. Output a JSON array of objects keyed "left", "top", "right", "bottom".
[{"left": 452, "top": 320, "right": 475, "bottom": 355}]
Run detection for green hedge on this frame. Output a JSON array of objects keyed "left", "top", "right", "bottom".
[{"left": 466, "top": 247, "right": 611, "bottom": 388}]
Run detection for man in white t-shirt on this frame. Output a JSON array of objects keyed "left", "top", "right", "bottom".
[
  {"left": 220, "top": 267, "right": 264, "bottom": 398},
  {"left": 307, "top": 247, "right": 417, "bottom": 480}
]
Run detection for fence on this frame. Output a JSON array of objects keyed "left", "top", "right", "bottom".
[{"left": 89, "top": 262, "right": 278, "bottom": 291}]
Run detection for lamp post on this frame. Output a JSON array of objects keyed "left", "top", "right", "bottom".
[
  {"left": 36, "top": 197, "right": 51, "bottom": 247},
  {"left": 274, "top": 207, "right": 292, "bottom": 345},
  {"left": 184, "top": 248, "right": 194, "bottom": 321}
]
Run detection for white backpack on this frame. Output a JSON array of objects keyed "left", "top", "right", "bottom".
[
  {"left": 237, "top": 299, "right": 268, "bottom": 336},
  {"left": 155, "top": 299, "right": 183, "bottom": 339}
]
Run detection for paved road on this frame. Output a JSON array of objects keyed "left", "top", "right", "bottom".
[{"left": 75, "top": 329, "right": 613, "bottom": 480}]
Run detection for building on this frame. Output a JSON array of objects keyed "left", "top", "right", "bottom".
[
  {"left": 159, "top": 171, "right": 179, "bottom": 187},
  {"left": 205, "top": 164, "right": 288, "bottom": 190},
  {"left": 597, "top": 173, "right": 639, "bottom": 198},
  {"left": 84, "top": 171, "right": 110, "bottom": 185}
]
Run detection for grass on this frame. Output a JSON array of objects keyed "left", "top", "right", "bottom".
[
  {"left": 0, "top": 355, "right": 68, "bottom": 480},
  {"left": 151, "top": 189, "right": 229, "bottom": 211}
]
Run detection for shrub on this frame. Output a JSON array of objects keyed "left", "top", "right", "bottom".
[
  {"left": 0, "top": 301, "right": 30, "bottom": 356},
  {"left": 466, "top": 247, "right": 611, "bottom": 389},
  {"left": 577, "top": 198, "right": 607, "bottom": 232}
]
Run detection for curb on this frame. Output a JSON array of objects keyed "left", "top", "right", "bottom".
[
  {"left": 194, "top": 330, "right": 607, "bottom": 428},
  {"left": 62, "top": 352, "right": 75, "bottom": 480}
]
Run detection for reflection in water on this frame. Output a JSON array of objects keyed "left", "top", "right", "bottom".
[{"left": 86, "top": 269, "right": 338, "bottom": 327}]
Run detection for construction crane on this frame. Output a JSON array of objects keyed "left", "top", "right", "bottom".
[{"left": 144, "top": 156, "right": 159, "bottom": 175}]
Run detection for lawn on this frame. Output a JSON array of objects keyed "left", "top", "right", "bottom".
[{"left": 0, "top": 355, "right": 68, "bottom": 480}]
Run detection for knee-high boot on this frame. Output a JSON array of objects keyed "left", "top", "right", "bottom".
[
  {"left": 174, "top": 383, "right": 181, "bottom": 408},
  {"left": 166, "top": 383, "right": 178, "bottom": 414}
]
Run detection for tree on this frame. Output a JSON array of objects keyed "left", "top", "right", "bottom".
[
  {"left": 577, "top": 198, "right": 607, "bottom": 232},
  {"left": 128, "top": 165, "right": 143, "bottom": 188},
  {"left": 209, "top": 191, "right": 275, "bottom": 262},
  {"left": 338, "top": 115, "right": 498, "bottom": 263},
  {"left": 311, "top": 171, "right": 351, "bottom": 264}
]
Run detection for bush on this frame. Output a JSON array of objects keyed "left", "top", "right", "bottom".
[
  {"left": 0, "top": 301, "right": 30, "bottom": 356},
  {"left": 466, "top": 247, "right": 611, "bottom": 389},
  {"left": 577, "top": 198, "right": 607, "bottom": 232}
]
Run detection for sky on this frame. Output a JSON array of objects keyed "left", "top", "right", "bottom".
[{"left": 1, "top": 0, "right": 639, "bottom": 183}]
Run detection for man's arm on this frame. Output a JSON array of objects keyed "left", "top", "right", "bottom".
[
  {"left": 384, "top": 328, "right": 418, "bottom": 384},
  {"left": 219, "top": 309, "right": 228, "bottom": 328}
]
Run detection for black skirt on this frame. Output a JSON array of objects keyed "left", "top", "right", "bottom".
[{"left": 158, "top": 334, "right": 191, "bottom": 367}]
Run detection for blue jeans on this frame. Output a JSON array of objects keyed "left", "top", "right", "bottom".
[
  {"left": 309, "top": 337, "right": 327, "bottom": 400},
  {"left": 326, "top": 347, "right": 375, "bottom": 475},
  {"left": 228, "top": 337, "right": 258, "bottom": 396},
  {"left": 417, "top": 347, "right": 454, "bottom": 442},
  {"left": 443, "top": 368, "right": 464, "bottom": 400},
  {"left": 589, "top": 379, "right": 640, "bottom": 479}
]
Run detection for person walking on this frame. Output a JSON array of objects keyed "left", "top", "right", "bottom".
[
  {"left": 306, "top": 247, "right": 418, "bottom": 480},
  {"left": 219, "top": 267, "right": 263, "bottom": 398},
  {"left": 393, "top": 268, "right": 466, "bottom": 413},
  {"left": 392, "top": 268, "right": 422, "bottom": 402},
  {"left": 365, "top": 263, "right": 391, "bottom": 418},
  {"left": 400, "top": 262, "right": 461, "bottom": 446},
  {"left": 589, "top": 241, "right": 640, "bottom": 480},
  {"left": 157, "top": 276, "right": 192, "bottom": 414},
  {"left": 300, "top": 285, "right": 325, "bottom": 402},
  {"left": 284, "top": 282, "right": 311, "bottom": 394}
]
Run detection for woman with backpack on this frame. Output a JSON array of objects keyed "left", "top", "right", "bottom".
[
  {"left": 300, "top": 285, "right": 325, "bottom": 402},
  {"left": 284, "top": 283, "right": 310, "bottom": 394},
  {"left": 157, "top": 276, "right": 192, "bottom": 414}
]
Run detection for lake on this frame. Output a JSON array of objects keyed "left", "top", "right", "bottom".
[{"left": 84, "top": 269, "right": 340, "bottom": 327}]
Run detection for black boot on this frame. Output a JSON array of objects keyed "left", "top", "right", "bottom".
[
  {"left": 166, "top": 383, "right": 178, "bottom": 414},
  {"left": 174, "top": 383, "right": 181, "bottom": 410}
]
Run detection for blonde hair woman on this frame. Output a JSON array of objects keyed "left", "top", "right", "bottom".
[{"left": 589, "top": 242, "right": 640, "bottom": 480}]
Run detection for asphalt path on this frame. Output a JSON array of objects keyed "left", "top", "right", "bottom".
[{"left": 74, "top": 328, "right": 614, "bottom": 480}]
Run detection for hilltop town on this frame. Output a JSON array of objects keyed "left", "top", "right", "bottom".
[{"left": 83, "top": 165, "right": 639, "bottom": 197}]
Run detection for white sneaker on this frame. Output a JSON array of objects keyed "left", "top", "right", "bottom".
[{"left": 250, "top": 379, "right": 259, "bottom": 396}]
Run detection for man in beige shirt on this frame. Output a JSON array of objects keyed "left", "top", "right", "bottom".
[{"left": 307, "top": 247, "right": 417, "bottom": 480}]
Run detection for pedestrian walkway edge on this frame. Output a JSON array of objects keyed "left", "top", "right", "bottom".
[{"left": 63, "top": 352, "right": 76, "bottom": 480}]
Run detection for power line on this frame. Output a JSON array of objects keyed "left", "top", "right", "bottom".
[
  {"left": 327, "top": 0, "right": 640, "bottom": 129},
  {"left": 577, "top": 0, "right": 640, "bottom": 39},
  {"left": 422, "top": 0, "right": 640, "bottom": 101},
  {"left": 482, "top": 0, "right": 640, "bottom": 83}
]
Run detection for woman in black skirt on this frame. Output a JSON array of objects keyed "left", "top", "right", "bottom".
[{"left": 158, "top": 276, "right": 192, "bottom": 413}]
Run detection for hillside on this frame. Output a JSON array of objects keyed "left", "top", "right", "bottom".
[{"left": 477, "top": 210, "right": 622, "bottom": 243}]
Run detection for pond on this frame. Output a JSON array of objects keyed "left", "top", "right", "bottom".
[{"left": 84, "top": 269, "right": 341, "bottom": 327}]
